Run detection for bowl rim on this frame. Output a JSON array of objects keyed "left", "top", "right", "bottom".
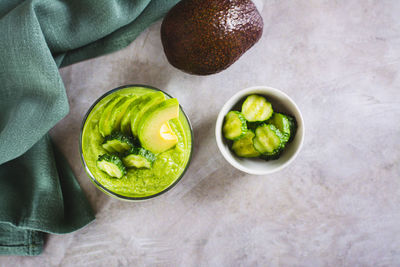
[
  {"left": 79, "top": 84, "right": 194, "bottom": 201},
  {"left": 215, "top": 85, "right": 304, "bottom": 175}
]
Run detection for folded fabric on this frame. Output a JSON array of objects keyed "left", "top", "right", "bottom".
[
  {"left": 0, "top": 135, "right": 94, "bottom": 255},
  {"left": 0, "top": 0, "right": 179, "bottom": 255}
]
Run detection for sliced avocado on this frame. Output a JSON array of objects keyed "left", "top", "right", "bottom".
[
  {"left": 98, "top": 95, "right": 123, "bottom": 137},
  {"left": 130, "top": 91, "right": 165, "bottom": 136},
  {"left": 168, "top": 118, "right": 187, "bottom": 150},
  {"left": 106, "top": 95, "right": 138, "bottom": 135},
  {"left": 138, "top": 98, "right": 180, "bottom": 154},
  {"left": 120, "top": 94, "right": 151, "bottom": 135},
  {"left": 100, "top": 96, "right": 129, "bottom": 137}
]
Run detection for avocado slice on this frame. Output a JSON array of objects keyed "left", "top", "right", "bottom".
[
  {"left": 138, "top": 98, "right": 180, "bottom": 154},
  {"left": 130, "top": 91, "right": 165, "bottom": 136},
  {"left": 105, "top": 95, "right": 138, "bottom": 135},
  {"left": 98, "top": 95, "right": 123, "bottom": 137},
  {"left": 100, "top": 96, "right": 132, "bottom": 137},
  {"left": 161, "top": 0, "right": 263, "bottom": 75},
  {"left": 119, "top": 94, "right": 151, "bottom": 135}
]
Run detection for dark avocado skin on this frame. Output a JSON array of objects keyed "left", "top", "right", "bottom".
[{"left": 161, "top": 0, "right": 263, "bottom": 75}]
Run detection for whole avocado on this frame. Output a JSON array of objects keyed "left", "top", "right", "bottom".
[{"left": 161, "top": 0, "right": 263, "bottom": 75}]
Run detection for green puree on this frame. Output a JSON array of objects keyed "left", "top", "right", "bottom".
[{"left": 82, "top": 87, "right": 192, "bottom": 198}]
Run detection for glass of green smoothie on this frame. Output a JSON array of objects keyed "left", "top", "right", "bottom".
[{"left": 80, "top": 85, "right": 193, "bottom": 201}]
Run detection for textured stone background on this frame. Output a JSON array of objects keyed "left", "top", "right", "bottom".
[{"left": 2, "top": 0, "right": 400, "bottom": 266}]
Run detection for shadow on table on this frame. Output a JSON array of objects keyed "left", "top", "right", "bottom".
[{"left": 167, "top": 115, "right": 244, "bottom": 204}]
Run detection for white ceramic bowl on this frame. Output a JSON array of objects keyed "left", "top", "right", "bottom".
[{"left": 215, "top": 86, "right": 304, "bottom": 175}]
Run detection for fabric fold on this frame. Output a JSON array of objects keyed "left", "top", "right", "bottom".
[
  {"left": 0, "top": 135, "right": 95, "bottom": 256},
  {"left": 0, "top": 0, "right": 179, "bottom": 255}
]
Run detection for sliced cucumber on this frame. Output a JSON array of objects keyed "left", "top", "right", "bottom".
[
  {"left": 97, "top": 154, "right": 126, "bottom": 178},
  {"left": 287, "top": 115, "right": 297, "bottom": 143},
  {"left": 247, "top": 121, "right": 264, "bottom": 131},
  {"left": 241, "top": 95, "right": 273, "bottom": 122},
  {"left": 98, "top": 95, "right": 123, "bottom": 137},
  {"left": 267, "top": 113, "right": 291, "bottom": 143},
  {"left": 253, "top": 124, "right": 286, "bottom": 156},
  {"left": 232, "top": 130, "right": 260, "bottom": 158},
  {"left": 123, "top": 147, "right": 156, "bottom": 169},
  {"left": 102, "top": 132, "right": 134, "bottom": 153},
  {"left": 223, "top": 111, "right": 247, "bottom": 140},
  {"left": 260, "top": 152, "right": 282, "bottom": 161}
]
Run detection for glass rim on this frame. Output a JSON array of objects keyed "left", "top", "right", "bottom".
[{"left": 79, "top": 84, "right": 194, "bottom": 201}]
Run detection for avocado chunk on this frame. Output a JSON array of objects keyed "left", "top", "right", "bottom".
[
  {"left": 138, "top": 99, "right": 180, "bottom": 154},
  {"left": 161, "top": 0, "right": 263, "bottom": 75},
  {"left": 130, "top": 91, "right": 165, "bottom": 136}
]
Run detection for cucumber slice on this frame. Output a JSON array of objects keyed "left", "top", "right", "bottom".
[
  {"left": 260, "top": 152, "right": 282, "bottom": 161},
  {"left": 232, "top": 130, "right": 260, "bottom": 158},
  {"left": 287, "top": 115, "right": 297, "bottom": 143},
  {"left": 97, "top": 154, "right": 126, "bottom": 178},
  {"left": 123, "top": 146, "right": 156, "bottom": 169},
  {"left": 267, "top": 113, "right": 291, "bottom": 143},
  {"left": 253, "top": 124, "right": 286, "bottom": 156},
  {"left": 102, "top": 132, "right": 134, "bottom": 153},
  {"left": 223, "top": 111, "right": 247, "bottom": 140},
  {"left": 98, "top": 95, "right": 123, "bottom": 137},
  {"left": 241, "top": 95, "right": 273, "bottom": 122},
  {"left": 247, "top": 121, "right": 264, "bottom": 131}
]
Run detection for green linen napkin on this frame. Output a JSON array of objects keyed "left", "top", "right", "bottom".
[{"left": 0, "top": 0, "right": 179, "bottom": 256}]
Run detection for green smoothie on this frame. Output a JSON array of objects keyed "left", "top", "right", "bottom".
[{"left": 81, "top": 86, "right": 192, "bottom": 199}]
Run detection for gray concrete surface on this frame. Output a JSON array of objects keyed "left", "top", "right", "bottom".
[{"left": 2, "top": 1, "right": 400, "bottom": 266}]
